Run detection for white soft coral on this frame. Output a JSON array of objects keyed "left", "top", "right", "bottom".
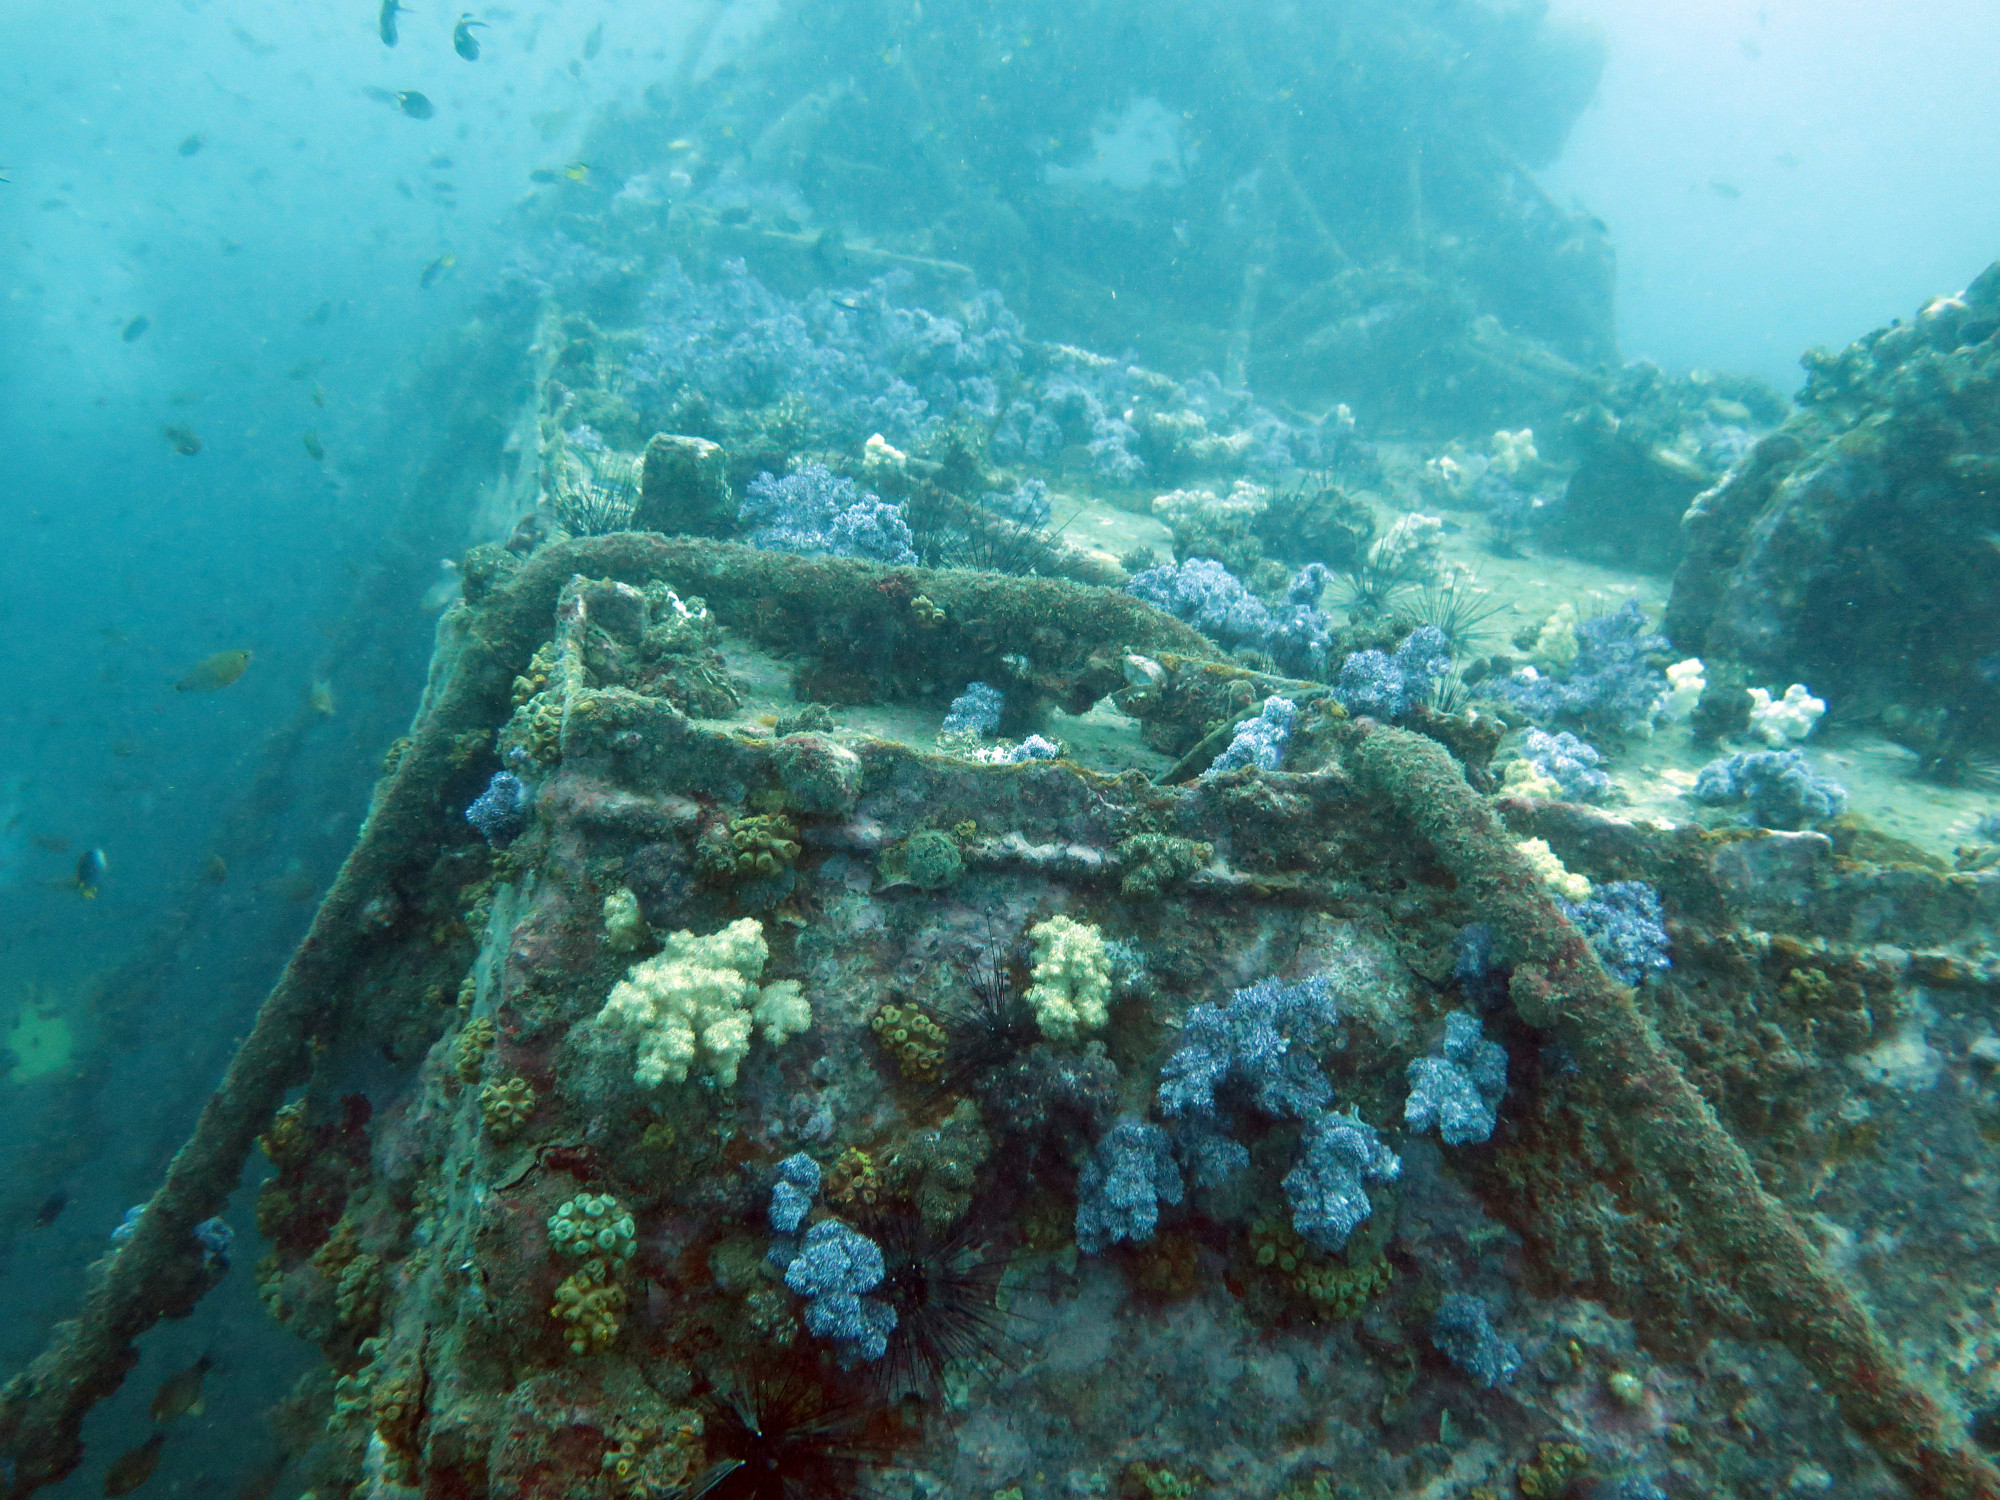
[
  {"left": 597, "top": 918, "right": 809, "bottom": 1087},
  {"left": 1748, "top": 683, "right": 1825, "bottom": 745}
]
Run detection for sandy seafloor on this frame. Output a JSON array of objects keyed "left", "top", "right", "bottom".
[{"left": 689, "top": 470, "right": 1998, "bottom": 866}]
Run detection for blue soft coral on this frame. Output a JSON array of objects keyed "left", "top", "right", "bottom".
[
  {"left": 1405, "top": 1011, "right": 1508, "bottom": 1145},
  {"left": 1693, "top": 748, "right": 1847, "bottom": 830},
  {"left": 783, "top": 1219, "right": 897, "bottom": 1364},
  {"left": 741, "top": 464, "right": 917, "bottom": 566},
  {"left": 1075, "top": 1117, "right": 1183, "bottom": 1254}
]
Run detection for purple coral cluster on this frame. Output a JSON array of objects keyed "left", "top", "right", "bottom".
[
  {"left": 741, "top": 464, "right": 917, "bottom": 566},
  {"left": 1206, "top": 696, "right": 1297, "bottom": 777},
  {"left": 1558, "top": 881, "right": 1672, "bottom": 987},
  {"left": 1431, "top": 1293, "right": 1521, "bottom": 1387},
  {"left": 1157, "top": 974, "right": 1342, "bottom": 1131},
  {"left": 1125, "top": 557, "right": 1340, "bottom": 676},
  {"left": 1404, "top": 1011, "right": 1508, "bottom": 1146},
  {"left": 1152, "top": 972, "right": 1399, "bottom": 1244},
  {"left": 1282, "top": 1111, "right": 1402, "bottom": 1252},
  {"left": 1074, "top": 1117, "right": 1183, "bottom": 1254},
  {"left": 623, "top": 256, "right": 1335, "bottom": 481},
  {"left": 768, "top": 1152, "right": 822, "bottom": 1235},
  {"left": 1080, "top": 968, "right": 1376, "bottom": 1248},
  {"left": 1332, "top": 625, "right": 1453, "bottom": 719},
  {"left": 1486, "top": 601, "right": 1669, "bottom": 734},
  {"left": 942, "top": 681, "right": 1005, "bottom": 737},
  {"left": 781, "top": 1218, "right": 897, "bottom": 1364},
  {"left": 626, "top": 258, "right": 1023, "bottom": 449},
  {"left": 1149, "top": 969, "right": 1400, "bottom": 1254},
  {"left": 466, "top": 771, "right": 528, "bottom": 846},
  {"left": 1517, "top": 728, "right": 1612, "bottom": 802},
  {"left": 1126, "top": 557, "right": 1276, "bottom": 649},
  {"left": 1693, "top": 748, "right": 1848, "bottom": 830}
]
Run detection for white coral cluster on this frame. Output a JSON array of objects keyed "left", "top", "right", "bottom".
[
  {"left": 1024, "top": 915, "right": 1113, "bottom": 1042},
  {"left": 1655, "top": 658, "right": 1706, "bottom": 723},
  {"left": 596, "top": 918, "right": 810, "bottom": 1088},
  {"left": 1489, "top": 427, "right": 1539, "bottom": 477},
  {"left": 1149, "top": 479, "right": 1269, "bottom": 532},
  {"left": 1367, "top": 512, "right": 1447, "bottom": 584},
  {"left": 1515, "top": 838, "right": 1591, "bottom": 902},
  {"left": 1748, "top": 683, "right": 1825, "bottom": 745}
]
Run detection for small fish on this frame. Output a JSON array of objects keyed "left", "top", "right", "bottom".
[
  {"left": 419, "top": 252, "right": 456, "bottom": 288},
  {"left": 582, "top": 18, "right": 603, "bottom": 59},
  {"left": 308, "top": 680, "right": 336, "bottom": 716},
  {"left": 33, "top": 1190, "right": 68, "bottom": 1227},
  {"left": 378, "top": 0, "right": 409, "bottom": 46},
  {"left": 150, "top": 1354, "right": 214, "bottom": 1425},
  {"left": 309, "top": 380, "right": 325, "bottom": 407},
  {"left": 528, "top": 167, "right": 558, "bottom": 184},
  {"left": 162, "top": 425, "right": 201, "bottom": 456},
  {"left": 454, "top": 13, "right": 487, "bottom": 59},
  {"left": 366, "top": 87, "right": 433, "bottom": 119},
  {"left": 303, "top": 301, "right": 332, "bottom": 327},
  {"left": 174, "top": 649, "right": 253, "bottom": 693},
  {"left": 169, "top": 389, "right": 203, "bottom": 406},
  {"left": 302, "top": 431, "right": 325, "bottom": 461},
  {"left": 32, "top": 833, "right": 70, "bottom": 853},
  {"left": 121, "top": 316, "right": 150, "bottom": 342},
  {"left": 176, "top": 132, "right": 207, "bottom": 157},
  {"left": 75, "top": 848, "right": 107, "bottom": 900},
  {"left": 204, "top": 854, "right": 229, "bottom": 883},
  {"left": 429, "top": 154, "right": 454, "bottom": 169},
  {"left": 1707, "top": 178, "right": 1741, "bottom": 199},
  {"left": 562, "top": 161, "right": 589, "bottom": 182},
  {"left": 103, "top": 1433, "right": 166, "bottom": 1497}
]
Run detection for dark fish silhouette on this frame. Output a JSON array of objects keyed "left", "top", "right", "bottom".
[
  {"left": 102, "top": 1433, "right": 166, "bottom": 1496},
  {"left": 33, "top": 1190, "right": 68, "bottom": 1227},
  {"left": 582, "top": 18, "right": 602, "bottom": 59},
  {"left": 121, "top": 316, "right": 149, "bottom": 342},
  {"left": 366, "top": 87, "right": 434, "bottom": 119},
  {"left": 420, "top": 252, "right": 456, "bottom": 287},
  {"left": 176, "top": 132, "right": 206, "bottom": 157},
  {"left": 149, "top": 1354, "right": 214, "bottom": 1425},
  {"left": 302, "top": 431, "right": 325, "bottom": 461},
  {"left": 162, "top": 425, "right": 201, "bottom": 455},
  {"left": 175, "top": 649, "right": 253, "bottom": 692},
  {"left": 454, "top": 14, "right": 486, "bottom": 59},
  {"left": 378, "top": 0, "right": 409, "bottom": 46}
]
